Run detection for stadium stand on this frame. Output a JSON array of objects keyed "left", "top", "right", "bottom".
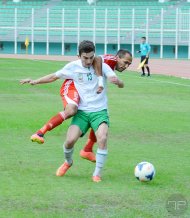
[{"left": 0, "top": 0, "right": 189, "bottom": 57}]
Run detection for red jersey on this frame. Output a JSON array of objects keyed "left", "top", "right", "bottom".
[{"left": 102, "top": 54, "right": 117, "bottom": 71}]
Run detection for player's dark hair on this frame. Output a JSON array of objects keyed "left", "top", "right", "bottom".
[
  {"left": 142, "top": 36, "right": 146, "bottom": 40},
  {"left": 78, "top": 40, "right": 95, "bottom": 56},
  {"left": 116, "top": 49, "right": 132, "bottom": 58}
]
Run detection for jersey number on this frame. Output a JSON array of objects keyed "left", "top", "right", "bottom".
[{"left": 87, "top": 73, "right": 92, "bottom": 81}]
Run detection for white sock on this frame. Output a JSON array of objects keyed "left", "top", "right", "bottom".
[
  {"left": 64, "top": 146, "right": 74, "bottom": 165},
  {"left": 93, "top": 148, "right": 108, "bottom": 177}
]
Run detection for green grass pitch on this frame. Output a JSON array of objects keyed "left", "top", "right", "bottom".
[{"left": 0, "top": 58, "right": 190, "bottom": 218}]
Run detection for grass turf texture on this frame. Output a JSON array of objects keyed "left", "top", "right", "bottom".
[{"left": 0, "top": 58, "right": 190, "bottom": 218}]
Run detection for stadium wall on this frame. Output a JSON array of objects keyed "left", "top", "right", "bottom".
[
  {"left": 0, "top": 42, "right": 189, "bottom": 59},
  {"left": 0, "top": 40, "right": 189, "bottom": 58}
]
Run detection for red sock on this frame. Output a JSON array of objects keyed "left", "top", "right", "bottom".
[
  {"left": 37, "top": 112, "right": 66, "bottom": 135},
  {"left": 83, "top": 129, "right": 97, "bottom": 152}
]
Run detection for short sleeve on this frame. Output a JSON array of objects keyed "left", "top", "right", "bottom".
[
  {"left": 55, "top": 62, "right": 74, "bottom": 80},
  {"left": 102, "top": 63, "right": 116, "bottom": 78}
]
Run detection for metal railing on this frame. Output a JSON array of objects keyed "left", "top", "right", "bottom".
[{"left": 0, "top": 7, "right": 189, "bottom": 58}]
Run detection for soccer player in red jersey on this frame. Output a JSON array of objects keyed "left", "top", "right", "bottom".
[{"left": 20, "top": 49, "right": 132, "bottom": 162}]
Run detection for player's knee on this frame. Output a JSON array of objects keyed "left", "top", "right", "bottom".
[
  {"left": 65, "top": 138, "right": 76, "bottom": 147},
  {"left": 97, "top": 134, "right": 107, "bottom": 149},
  {"left": 69, "top": 106, "right": 78, "bottom": 116},
  {"left": 96, "top": 123, "right": 108, "bottom": 147},
  {"left": 64, "top": 105, "right": 78, "bottom": 118}
]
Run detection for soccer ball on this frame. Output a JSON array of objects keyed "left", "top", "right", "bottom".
[{"left": 134, "top": 161, "right": 155, "bottom": 182}]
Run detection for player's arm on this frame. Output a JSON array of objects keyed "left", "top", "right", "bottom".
[
  {"left": 93, "top": 56, "right": 104, "bottom": 94},
  {"left": 20, "top": 62, "right": 74, "bottom": 85},
  {"left": 20, "top": 73, "right": 59, "bottom": 85},
  {"left": 102, "top": 63, "right": 124, "bottom": 88},
  {"left": 93, "top": 56, "right": 102, "bottom": 77},
  {"left": 108, "top": 76, "right": 124, "bottom": 88}
]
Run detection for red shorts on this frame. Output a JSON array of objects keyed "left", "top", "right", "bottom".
[{"left": 60, "top": 79, "right": 80, "bottom": 108}]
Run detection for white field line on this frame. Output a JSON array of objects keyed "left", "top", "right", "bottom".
[{"left": 149, "top": 78, "right": 190, "bottom": 88}]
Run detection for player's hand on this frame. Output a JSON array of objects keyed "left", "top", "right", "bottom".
[
  {"left": 146, "top": 55, "right": 149, "bottom": 58},
  {"left": 20, "top": 78, "right": 32, "bottom": 84},
  {"left": 20, "top": 78, "right": 38, "bottom": 85},
  {"left": 97, "top": 86, "right": 104, "bottom": 94},
  {"left": 136, "top": 50, "right": 141, "bottom": 53},
  {"left": 117, "top": 80, "right": 124, "bottom": 88}
]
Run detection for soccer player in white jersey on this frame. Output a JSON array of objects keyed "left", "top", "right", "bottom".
[{"left": 20, "top": 40, "right": 125, "bottom": 182}]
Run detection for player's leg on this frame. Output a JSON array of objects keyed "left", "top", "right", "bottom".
[
  {"left": 89, "top": 109, "right": 109, "bottom": 182},
  {"left": 80, "top": 128, "right": 97, "bottom": 162},
  {"left": 141, "top": 66, "right": 145, "bottom": 76},
  {"left": 56, "top": 125, "right": 82, "bottom": 176},
  {"left": 56, "top": 110, "right": 90, "bottom": 176},
  {"left": 31, "top": 104, "right": 78, "bottom": 142},
  {"left": 93, "top": 122, "right": 108, "bottom": 182},
  {"left": 31, "top": 104, "right": 78, "bottom": 144},
  {"left": 144, "top": 58, "right": 150, "bottom": 76},
  {"left": 31, "top": 80, "right": 79, "bottom": 144}
]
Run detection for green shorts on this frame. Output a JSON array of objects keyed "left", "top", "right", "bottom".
[{"left": 71, "top": 109, "right": 109, "bottom": 136}]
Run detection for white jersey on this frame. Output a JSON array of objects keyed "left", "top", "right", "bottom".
[{"left": 55, "top": 59, "right": 116, "bottom": 112}]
